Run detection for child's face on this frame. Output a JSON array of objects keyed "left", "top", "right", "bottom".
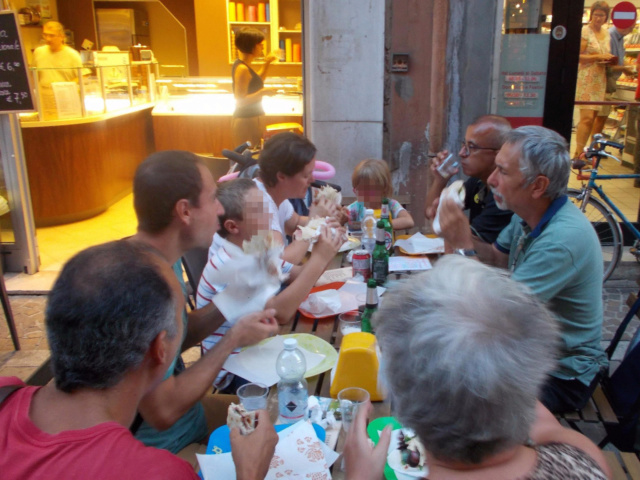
[
  {"left": 239, "top": 188, "right": 271, "bottom": 240},
  {"left": 355, "top": 179, "right": 385, "bottom": 204}
]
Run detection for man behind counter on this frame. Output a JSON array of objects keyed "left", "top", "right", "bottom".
[{"left": 32, "top": 21, "right": 82, "bottom": 86}]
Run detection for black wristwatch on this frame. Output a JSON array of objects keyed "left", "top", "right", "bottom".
[{"left": 455, "top": 248, "right": 478, "bottom": 257}]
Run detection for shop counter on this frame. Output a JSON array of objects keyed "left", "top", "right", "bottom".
[{"left": 20, "top": 104, "right": 155, "bottom": 227}]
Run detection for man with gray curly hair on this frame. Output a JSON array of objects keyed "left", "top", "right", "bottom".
[
  {"left": 343, "top": 256, "right": 609, "bottom": 479},
  {"left": 438, "top": 125, "right": 607, "bottom": 414}
]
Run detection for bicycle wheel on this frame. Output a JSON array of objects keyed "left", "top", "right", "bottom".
[{"left": 567, "top": 188, "right": 622, "bottom": 281}]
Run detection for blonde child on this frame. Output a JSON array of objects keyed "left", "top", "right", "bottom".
[{"left": 348, "top": 158, "right": 414, "bottom": 231}]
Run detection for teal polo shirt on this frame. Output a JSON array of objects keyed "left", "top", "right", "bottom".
[
  {"left": 135, "top": 261, "right": 208, "bottom": 454},
  {"left": 495, "top": 195, "right": 608, "bottom": 385}
]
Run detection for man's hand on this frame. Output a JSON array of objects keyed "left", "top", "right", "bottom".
[
  {"left": 311, "top": 225, "right": 343, "bottom": 263},
  {"left": 438, "top": 197, "right": 473, "bottom": 249},
  {"left": 425, "top": 197, "right": 439, "bottom": 221},
  {"left": 231, "top": 410, "right": 278, "bottom": 480},
  {"left": 425, "top": 150, "right": 457, "bottom": 220},
  {"left": 343, "top": 402, "right": 392, "bottom": 480},
  {"left": 430, "top": 150, "right": 458, "bottom": 182},
  {"left": 228, "top": 309, "right": 278, "bottom": 349}
]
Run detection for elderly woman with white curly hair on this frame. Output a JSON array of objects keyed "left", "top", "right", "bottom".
[{"left": 343, "top": 256, "right": 610, "bottom": 480}]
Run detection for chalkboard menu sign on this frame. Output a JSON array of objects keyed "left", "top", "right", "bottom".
[{"left": 0, "top": 11, "right": 35, "bottom": 113}]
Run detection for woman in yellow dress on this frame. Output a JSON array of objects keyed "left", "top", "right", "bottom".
[{"left": 574, "top": 2, "right": 615, "bottom": 159}]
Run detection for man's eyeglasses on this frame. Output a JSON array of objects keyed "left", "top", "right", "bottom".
[{"left": 460, "top": 141, "right": 499, "bottom": 155}]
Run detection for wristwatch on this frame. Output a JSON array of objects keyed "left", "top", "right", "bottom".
[{"left": 455, "top": 248, "right": 478, "bottom": 257}]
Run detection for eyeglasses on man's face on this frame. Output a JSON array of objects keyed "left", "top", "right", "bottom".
[{"left": 460, "top": 141, "right": 500, "bottom": 155}]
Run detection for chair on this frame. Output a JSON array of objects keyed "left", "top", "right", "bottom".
[
  {"left": 181, "top": 246, "right": 209, "bottom": 309},
  {"left": 556, "top": 287, "right": 640, "bottom": 457}
]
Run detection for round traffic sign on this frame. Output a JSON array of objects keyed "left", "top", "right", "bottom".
[{"left": 611, "top": 2, "right": 637, "bottom": 30}]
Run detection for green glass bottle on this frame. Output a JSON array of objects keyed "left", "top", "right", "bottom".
[
  {"left": 372, "top": 220, "right": 389, "bottom": 286},
  {"left": 380, "top": 198, "right": 394, "bottom": 251},
  {"left": 361, "top": 278, "right": 378, "bottom": 334}
]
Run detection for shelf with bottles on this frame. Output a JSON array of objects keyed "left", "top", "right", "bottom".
[{"left": 226, "top": 0, "right": 302, "bottom": 65}]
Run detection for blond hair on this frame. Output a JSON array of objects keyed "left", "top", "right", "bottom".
[{"left": 351, "top": 159, "right": 392, "bottom": 197}]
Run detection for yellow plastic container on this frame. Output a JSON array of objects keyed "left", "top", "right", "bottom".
[{"left": 330, "top": 332, "right": 385, "bottom": 401}]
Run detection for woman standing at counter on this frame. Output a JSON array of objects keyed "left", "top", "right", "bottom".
[{"left": 231, "top": 28, "right": 279, "bottom": 148}]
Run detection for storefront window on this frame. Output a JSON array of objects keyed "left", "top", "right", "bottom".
[{"left": 493, "top": 0, "right": 554, "bottom": 127}]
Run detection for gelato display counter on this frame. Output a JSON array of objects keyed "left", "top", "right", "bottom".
[
  {"left": 19, "top": 61, "right": 157, "bottom": 226},
  {"left": 152, "top": 76, "right": 303, "bottom": 154}
]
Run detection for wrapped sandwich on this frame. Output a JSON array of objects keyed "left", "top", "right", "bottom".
[
  {"left": 432, "top": 180, "right": 466, "bottom": 235},
  {"left": 315, "top": 185, "right": 342, "bottom": 206},
  {"left": 227, "top": 403, "right": 257, "bottom": 435}
]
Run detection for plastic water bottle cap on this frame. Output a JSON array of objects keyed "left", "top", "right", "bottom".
[{"left": 283, "top": 338, "right": 298, "bottom": 349}]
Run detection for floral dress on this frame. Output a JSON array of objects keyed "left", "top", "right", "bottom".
[{"left": 575, "top": 25, "right": 610, "bottom": 110}]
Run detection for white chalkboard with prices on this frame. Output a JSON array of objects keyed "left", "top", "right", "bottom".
[{"left": 0, "top": 11, "right": 35, "bottom": 113}]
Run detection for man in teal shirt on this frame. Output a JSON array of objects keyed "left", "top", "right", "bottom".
[
  {"left": 438, "top": 125, "right": 607, "bottom": 413},
  {"left": 129, "top": 151, "right": 279, "bottom": 458}
]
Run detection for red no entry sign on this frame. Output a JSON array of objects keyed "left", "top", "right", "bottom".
[{"left": 611, "top": 2, "right": 637, "bottom": 30}]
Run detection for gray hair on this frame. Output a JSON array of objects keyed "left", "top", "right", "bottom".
[
  {"left": 374, "top": 255, "right": 559, "bottom": 464},
  {"left": 47, "top": 241, "right": 178, "bottom": 393},
  {"left": 504, "top": 126, "right": 570, "bottom": 200}
]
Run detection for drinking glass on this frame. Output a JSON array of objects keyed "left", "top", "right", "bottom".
[
  {"left": 237, "top": 382, "right": 269, "bottom": 411},
  {"left": 338, "top": 387, "right": 370, "bottom": 432},
  {"left": 339, "top": 311, "right": 362, "bottom": 336},
  {"left": 436, "top": 153, "right": 459, "bottom": 179}
]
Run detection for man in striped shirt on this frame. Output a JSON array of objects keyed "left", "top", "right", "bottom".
[{"left": 197, "top": 179, "right": 343, "bottom": 393}]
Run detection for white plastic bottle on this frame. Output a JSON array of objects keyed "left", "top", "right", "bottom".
[
  {"left": 361, "top": 208, "right": 377, "bottom": 256},
  {"left": 276, "top": 338, "right": 309, "bottom": 424}
]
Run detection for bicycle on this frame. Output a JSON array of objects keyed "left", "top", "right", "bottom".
[{"left": 569, "top": 133, "right": 640, "bottom": 281}]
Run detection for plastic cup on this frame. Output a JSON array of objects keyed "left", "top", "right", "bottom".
[
  {"left": 338, "top": 387, "right": 369, "bottom": 432},
  {"left": 436, "top": 153, "right": 459, "bottom": 179},
  {"left": 339, "top": 311, "right": 362, "bottom": 336},
  {"left": 237, "top": 382, "right": 269, "bottom": 411}
]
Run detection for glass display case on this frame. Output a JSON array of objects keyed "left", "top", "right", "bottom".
[
  {"left": 151, "top": 75, "right": 303, "bottom": 155},
  {"left": 20, "top": 60, "right": 158, "bottom": 122},
  {"left": 152, "top": 75, "right": 302, "bottom": 116}
]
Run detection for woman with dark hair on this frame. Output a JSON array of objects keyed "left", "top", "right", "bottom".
[
  {"left": 574, "top": 1, "right": 615, "bottom": 159},
  {"left": 231, "top": 27, "right": 280, "bottom": 147}
]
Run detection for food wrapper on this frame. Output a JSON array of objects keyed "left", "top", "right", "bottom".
[
  {"left": 432, "top": 180, "right": 465, "bottom": 235},
  {"left": 315, "top": 185, "right": 342, "bottom": 206},
  {"left": 207, "top": 234, "right": 288, "bottom": 324},
  {"left": 297, "top": 217, "right": 348, "bottom": 249}
]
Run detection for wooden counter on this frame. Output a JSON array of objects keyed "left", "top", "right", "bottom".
[
  {"left": 152, "top": 114, "right": 303, "bottom": 155},
  {"left": 20, "top": 105, "right": 155, "bottom": 227}
]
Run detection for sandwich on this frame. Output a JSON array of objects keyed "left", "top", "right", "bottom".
[{"left": 227, "top": 403, "right": 257, "bottom": 435}]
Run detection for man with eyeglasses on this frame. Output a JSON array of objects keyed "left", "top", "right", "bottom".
[
  {"left": 437, "top": 125, "right": 607, "bottom": 415},
  {"left": 425, "top": 115, "right": 513, "bottom": 243}
]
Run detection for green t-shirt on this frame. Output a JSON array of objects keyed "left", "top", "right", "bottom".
[
  {"left": 495, "top": 196, "right": 608, "bottom": 385},
  {"left": 135, "top": 261, "right": 207, "bottom": 454}
]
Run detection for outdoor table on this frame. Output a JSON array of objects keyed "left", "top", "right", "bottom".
[{"left": 260, "top": 282, "right": 392, "bottom": 479}]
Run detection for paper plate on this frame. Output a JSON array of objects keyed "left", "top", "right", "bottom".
[
  {"left": 206, "top": 422, "right": 326, "bottom": 454},
  {"left": 253, "top": 333, "right": 338, "bottom": 378}
]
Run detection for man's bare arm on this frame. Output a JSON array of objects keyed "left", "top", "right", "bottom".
[
  {"left": 138, "top": 309, "right": 278, "bottom": 430},
  {"left": 182, "top": 302, "right": 226, "bottom": 351}
]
